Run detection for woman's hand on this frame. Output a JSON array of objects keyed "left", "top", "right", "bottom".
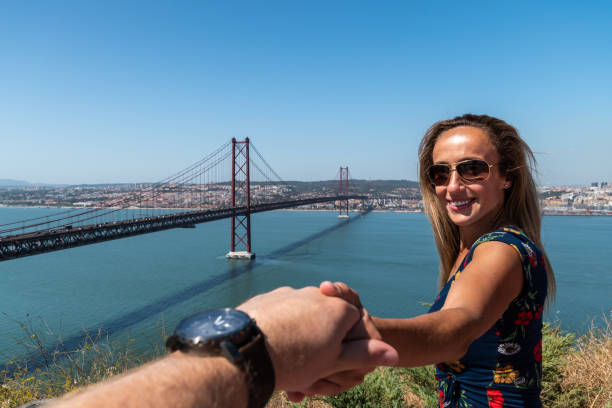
[
  {"left": 320, "top": 281, "right": 363, "bottom": 308},
  {"left": 319, "top": 281, "right": 380, "bottom": 341}
]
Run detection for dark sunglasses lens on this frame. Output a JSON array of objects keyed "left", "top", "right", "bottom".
[
  {"left": 428, "top": 165, "right": 450, "bottom": 186},
  {"left": 457, "top": 160, "right": 490, "bottom": 181}
]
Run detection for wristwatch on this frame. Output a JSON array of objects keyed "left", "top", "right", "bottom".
[{"left": 166, "top": 308, "right": 275, "bottom": 408}]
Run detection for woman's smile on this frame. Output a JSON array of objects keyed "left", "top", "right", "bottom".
[{"left": 447, "top": 198, "right": 476, "bottom": 211}]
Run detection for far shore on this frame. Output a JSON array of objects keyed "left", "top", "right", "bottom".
[
  {"left": 0, "top": 205, "right": 610, "bottom": 216},
  {"left": 0, "top": 204, "right": 421, "bottom": 214}
]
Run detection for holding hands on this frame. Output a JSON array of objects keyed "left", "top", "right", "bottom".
[
  {"left": 238, "top": 285, "right": 397, "bottom": 402},
  {"left": 49, "top": 284, "right": 394, "bottom": 408},
  {"left": 295, "top": 281, "right": 386, "bottom": 400}
]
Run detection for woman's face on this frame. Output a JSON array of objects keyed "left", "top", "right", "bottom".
[{"left": 432, "top": 126, "right": 509, "bottom": 233}]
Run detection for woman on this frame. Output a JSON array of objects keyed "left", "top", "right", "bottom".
[{"left": 320, "top": 114, "right": 555, "bottom": 407}]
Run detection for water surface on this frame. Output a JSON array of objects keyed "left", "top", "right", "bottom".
[{"left": 1, "top": 209, "right": 610, "bottom": 363}]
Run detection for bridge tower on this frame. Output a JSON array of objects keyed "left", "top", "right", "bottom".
[
  {"left": 338, "top": 166, "right": 349, "bottom": 219},
  {"left": 226, "top": 138, "right": 255, "bottom": 260}
]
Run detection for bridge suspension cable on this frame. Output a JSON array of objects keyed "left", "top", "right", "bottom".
[
  {"left": 249, "top": 142, "right": 285, "bottom": 184},
  {"left": 0, "top": 141, "right": 233, "bottom": 236}
]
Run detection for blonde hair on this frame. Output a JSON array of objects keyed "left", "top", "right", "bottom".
[{"left": 418, "top": 114, "right": 555, "bottom": 304}]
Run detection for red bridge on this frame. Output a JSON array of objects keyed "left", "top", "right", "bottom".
[{"left": 0, "top": 139, "right": 366, "bottom": 261}]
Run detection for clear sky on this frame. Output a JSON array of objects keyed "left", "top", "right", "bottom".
[{"left": 1, "top": 1, "right": 611, "bottom": 185}]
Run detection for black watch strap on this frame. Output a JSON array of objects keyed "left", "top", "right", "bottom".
[{"left": 236, "top": 329, "right": 275, "bottom": 408}]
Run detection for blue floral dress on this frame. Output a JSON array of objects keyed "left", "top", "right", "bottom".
[{"left": 428, "top": 227, "right": 548, "bottom": 407}]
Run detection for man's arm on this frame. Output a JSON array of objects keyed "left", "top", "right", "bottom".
[
  {"left": 53, "top": 352, "right": 248, "bottom": 408},
  {"left": 49, "top": 286, "right": 398, "bottom": 408}
]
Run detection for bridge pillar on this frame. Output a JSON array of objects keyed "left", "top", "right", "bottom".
[
  {"left": 226, "top": 137, "right": 255, "bottom": 260},
  {"left": 338, "top": 166, "right": 349, "bottom": 219}
]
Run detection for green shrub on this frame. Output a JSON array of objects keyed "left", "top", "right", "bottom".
[
  {"left": 324, "top": 367, "right": 406, "bottom": 408},
  {"left": 322, "top": 365, "right": 438, "bottom": 408}
]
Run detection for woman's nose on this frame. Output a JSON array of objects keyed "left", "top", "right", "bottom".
[{"left": 446, "top": 169, "right": 463, "bottom": 191}]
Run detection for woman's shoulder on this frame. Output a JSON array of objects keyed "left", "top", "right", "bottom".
[{"left": 472, "top": 226, "right": 541, "bottom": 262}]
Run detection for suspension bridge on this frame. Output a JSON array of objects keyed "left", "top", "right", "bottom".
[{"left": 0, "top": 139, "right": 367, "bottom": 262}]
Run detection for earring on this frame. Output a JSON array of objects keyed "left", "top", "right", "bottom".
[{"left": 504, "top": 183, "right": 511, "bottom": 189}]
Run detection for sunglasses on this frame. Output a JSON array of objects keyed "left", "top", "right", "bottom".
[{"left": 427, "top": 159, "right": 495, "bottom": 186}]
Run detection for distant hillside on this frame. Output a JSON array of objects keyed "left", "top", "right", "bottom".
[
  {"left": 0, "top": 179, "right": 31, "bottom": 187},
  {"left": 252, "top": 179, "right": 421, "bottom": 197},
  {"left": 337, "top": 179, "right": 420, "bottom": 194},
  {"left": 0, "top": 179, "right": 421, "bottom": 197}
]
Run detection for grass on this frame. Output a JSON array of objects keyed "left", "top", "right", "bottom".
[
  {"left": 542, "top": 319, "right": 612, "bottom": 408},
  {"left": 0, "top": 315, "right": 166, "bottom": 408},
  {"left": 264, "top": 366, "right": 437, "bottom": 408},
  {"left": 1, "top": 316, "right": 610, "bottom": 408}
]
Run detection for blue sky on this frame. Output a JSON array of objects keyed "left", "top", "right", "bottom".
[{"left": 1, "top": 1, "right": 611, "bottom": 185}]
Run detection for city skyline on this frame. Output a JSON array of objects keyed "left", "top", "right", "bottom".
[
  {"left": 2, "top": 180, "right": 610, "bottom": 215},
  {"left": 2, "top": 1, "right": 612, "bottom": 186},
  {"left": 0, "top": 177, "right": 609, "bottom": 189}
]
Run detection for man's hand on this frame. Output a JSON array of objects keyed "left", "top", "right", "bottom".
[
  {"left": 290, "top": 281, "right": 390, "bottom": 401},
  {"left": 237, "top": 286, "right": 398, "bottom": 395}
]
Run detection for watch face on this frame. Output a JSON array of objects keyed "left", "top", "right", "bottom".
[{"left": 175, "top": 308, "right": 251, "bottom": 345}]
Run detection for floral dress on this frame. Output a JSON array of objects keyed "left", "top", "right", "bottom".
[{"left": 428, "top": 227, "right": 548, "bottom": 407}]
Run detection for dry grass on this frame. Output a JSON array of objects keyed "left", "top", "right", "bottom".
[
  {"left": 560, "top": 319, "right": 612, "bottom": 408},
  {"left": 0, "top": 315, "right": 163, "bottom": 408},
  {"left": 402, "top": 391, "right": 425, "bottom": 408}
]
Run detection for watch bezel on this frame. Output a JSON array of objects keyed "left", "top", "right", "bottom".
[{"left": 166, "top": 308, "right": 255, "bottom": 353}]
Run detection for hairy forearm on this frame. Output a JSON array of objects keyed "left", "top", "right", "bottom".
[
  {"left": 373, "top": 308, "right": 482, "bottom": 367},
  {"left": 50, "top": 351, "right": 248, "bottom": 408}
]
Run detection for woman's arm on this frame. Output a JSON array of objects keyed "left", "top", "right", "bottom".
[{"left": 324, "top": 240, "right": 524, "bottom": 367}]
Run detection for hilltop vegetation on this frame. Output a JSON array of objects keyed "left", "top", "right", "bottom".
[
  {"left": 269, "top": 179, "right": 420, "bottom": 196},
  {"left": 2, "top": 320, "right": 610, "bottom": 408}
]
